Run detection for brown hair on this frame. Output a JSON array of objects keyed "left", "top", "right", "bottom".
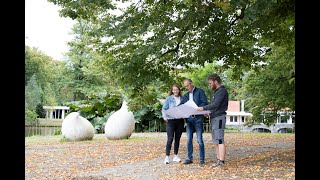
[
  {"left": 168, "top": 83, "right": 182, "bottom": 96},
  {"left": 207, "top": 73, "right": 221, "bottom": 84}
]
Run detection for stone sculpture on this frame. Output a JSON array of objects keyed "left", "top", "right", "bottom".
[
  {"left": 61, "top": 112, "right": 95, "bottom": 141},
  {"left": 105, "top": 101, "right": 135, "bottom": 140}
]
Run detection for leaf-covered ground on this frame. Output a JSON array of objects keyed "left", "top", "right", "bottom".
[{"left": 25, "top": 132, "right": 295, "bottom": 179}]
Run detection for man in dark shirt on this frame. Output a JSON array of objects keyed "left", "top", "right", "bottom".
[{"left": 197, "top": 73, "right": 229, "bottom": 169}]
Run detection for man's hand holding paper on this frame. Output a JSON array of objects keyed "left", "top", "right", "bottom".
[{"left": 164, "top": 100, "right": 211, "bottom": 119}]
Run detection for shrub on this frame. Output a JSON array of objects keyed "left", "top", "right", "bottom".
[{"left": 25, "top": 109, "right": 38, "bottom": 125}]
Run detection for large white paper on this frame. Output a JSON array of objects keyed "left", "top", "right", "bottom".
[{"left": 164, "top": 100, "right": 211, "bottom": 119}]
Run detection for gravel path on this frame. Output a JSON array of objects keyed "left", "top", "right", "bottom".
[{"left": 26, "top": 132, "right": 295, "bottom": 180}]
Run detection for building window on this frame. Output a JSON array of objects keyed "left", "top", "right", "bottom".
[
  {"left": 234, "top": 116, "right": 237, "bottom": 122},
  {"left": 280, "top": 115, "right": 288, "bottom": 123},
  {"left": 230, "top": 116, "right": 233, "bottom": 122},
  {"left": 242, "top": 116, "right": 245, "bottom": 122}
]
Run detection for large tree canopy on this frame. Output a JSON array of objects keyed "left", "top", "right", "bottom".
[{"left": 48, "top": 0, "right": 294, "bottom": 111}]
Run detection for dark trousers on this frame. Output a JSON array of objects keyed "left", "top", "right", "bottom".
[{"left": 166, "top": 119, "right": 184, "bottom": 156}]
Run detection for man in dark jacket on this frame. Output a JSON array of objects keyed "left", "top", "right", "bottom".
[
  {"left": 180, "top": 78, "right": 208, "bottom": 166},
  {"left": 197, "top": 73, "right": 229, "bottom": 169}
]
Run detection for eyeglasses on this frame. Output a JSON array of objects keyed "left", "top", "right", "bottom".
[{"left": 184, "top": 84, "right": 191, "bottom": 88}]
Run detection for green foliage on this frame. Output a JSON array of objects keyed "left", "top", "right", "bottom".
[
  {"left": 25, "top": 46, "right": 52, "bottom": 87},
  {"left": 54, "top": 130, "right": 62, "bottom": 135},
  {"left": 35, "top": 104, "right": 46, "bottom": 118},
  {"left": 127, "top": 89, "right": 164, "bottom": 132},
  {"left": 133, "top": 105, "right": 163, "bottom": 132},
  {"left": 225, "top": 126, "right": 239, "bottom": 131},
  {"left": 91, "top": 111, "right": 114, "bottom": 133},
  {"left": 242, "top": 120, "right": 254, "bottom": 127},
  {"left": 25, "top": 74, "right": 43, "bottom": 111},
  {"left": 284, "top": 128, "right": 294, "bottom": 133},
  {"left": 25, "top": 109, "right": 38, "bottom": 125},
  {"left": 48, "top": 0, "right": 294, "bottom": 111},
  {"left": 59, "top": 137, "right": 67, "bottom": 142},
  {"left": 25, "top": 45, "right": 74, "bottom": 105},
  {"left": 25, "top": 46, "right": 65, "bottom": 88},
  {"left": 45, "top": 0, "right": 294, "bottom": 127},
  {"left": 62, "top": 19, "right": 115, "bottom": 101},
  {"left": 241, "top": 44, "right": 294, "bottom": 125},
  {"left": 185, "top": 62, "right": 244, "bottom": 102},
  {"left": 66, "top": 92, "right": 122, "bottom": 122},
  {"left": 188, "top": 64, "right": 217, "bottom": 98},
  {"left": 133, "top": 106, "right": 150, "bottom": 124},
  {"left": 187, "top": 62, "right": 229, "bottom": 99},
  {"left": 42, "top": 83, "right": 58, "bottom": 106}
]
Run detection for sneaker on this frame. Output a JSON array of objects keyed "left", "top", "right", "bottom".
[
  {"left": 199, "top": 161, "right": 205, "bottom": 167},
  {"left": 183, "top": 159, "right": 193, "bottom": 164},
  {"left": 212, "top": 160, "right": 224, "bottom": 168},
  {"left": 212, "top": 159, "right": 221, "bottom": 166},
  {"left": 172, "top": 155, "right": 181, "bottom": 162},
  {"left": 164, "top": 156, "right": 169, "bottom": 164}
]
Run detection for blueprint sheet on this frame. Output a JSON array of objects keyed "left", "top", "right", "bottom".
[{"left": 164, "top": 100, "right": 211, "bottom": 119}]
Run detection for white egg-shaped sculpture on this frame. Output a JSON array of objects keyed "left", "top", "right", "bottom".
[
  {"left": 61, "top": 112, "right": 95, "bottom": 141},
  {"left": 104, "top": 100, "right": 135, "bottom": 140}
]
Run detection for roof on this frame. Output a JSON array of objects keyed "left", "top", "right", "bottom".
[
  {"left": 263, "top": 107, "right": 291, "bottom": 111},
  {"left": 227, "top": 111, "right": 252, "bottom": 116},
  {"left": 43, "top": 106, "right": 70, "bottom": 110},
  {"left": 228, "top": 101, "right": 241, "bottom": 112},
  {"left": 226, "top": 100, "right": 252, "bottom": 116}
]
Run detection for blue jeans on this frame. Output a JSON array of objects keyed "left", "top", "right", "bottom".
[{"left": 186, "top": 116, "right": 205, "bottom": 162}]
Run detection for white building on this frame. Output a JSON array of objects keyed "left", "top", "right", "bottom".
[
  {"left": 226, "top": 100, "right": 252, "bottom": 126},
  {"left": 43, "top": 106, "right": 70, "bottom": 120},
  {"left": 262, "top": 108, "right": 295, "bottom": 125}
]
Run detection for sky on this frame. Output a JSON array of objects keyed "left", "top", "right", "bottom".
[{"left": 25, "top": 0, "right": 76, "bottom": 61}]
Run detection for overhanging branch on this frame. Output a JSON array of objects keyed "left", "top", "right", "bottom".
[{"left": 160, "top": 27, "right": 189, "bottom": 57}]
